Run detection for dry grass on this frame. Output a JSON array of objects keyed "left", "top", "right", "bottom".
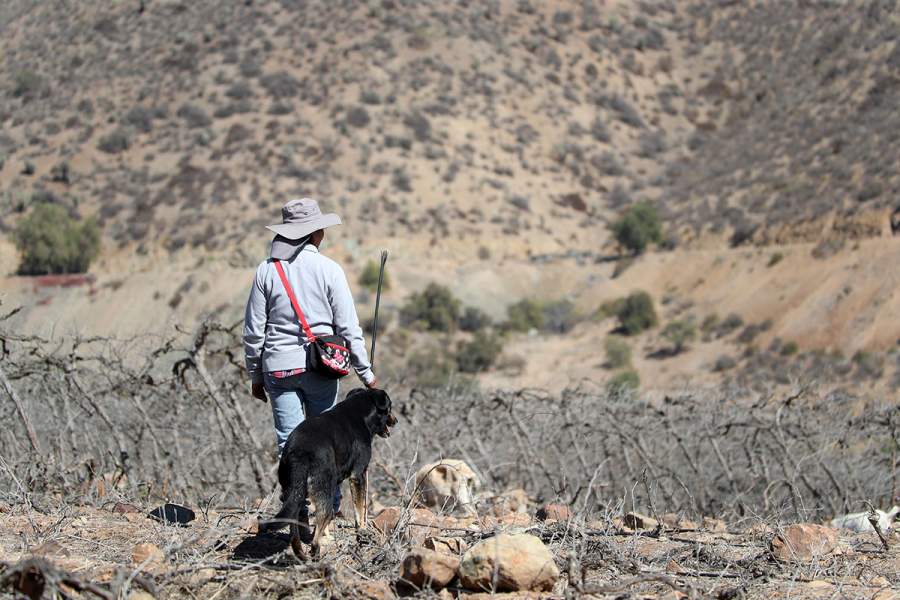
[{"left": 1, "top": 319, "right": 899, "bottom": 598}]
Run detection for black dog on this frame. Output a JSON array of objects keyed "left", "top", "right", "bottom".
[{"left": 262, "top": 388, "right": 396, "bottom": 559}]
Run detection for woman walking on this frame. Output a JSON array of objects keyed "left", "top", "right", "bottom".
[{"left": 243, "top": 198, "right": 377, "bottom": 510}]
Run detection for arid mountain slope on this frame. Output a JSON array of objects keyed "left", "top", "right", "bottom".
[{"left": 0, "top": 0, "right": 709, "bottom": 262}]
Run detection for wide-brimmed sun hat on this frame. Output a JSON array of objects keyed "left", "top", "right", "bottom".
[{"left": 267, "top": 198, "right": 341, "bottom": 260}]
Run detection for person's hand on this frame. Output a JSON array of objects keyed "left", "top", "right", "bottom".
[
  {"left": 364, "top": 377, "right": 379, "bottom": 390},
  {"left": 252, "top": 382, "right": 267, "bottom": 403}
]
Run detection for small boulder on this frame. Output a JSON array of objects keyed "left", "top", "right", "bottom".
[
  {"left": 112, "top": 502, "right": 141, "bottom": 515},
  {"left": 771, "top": 524, "right": 838, "bottom": 562},
  {"left": 400, "top": 548, "right": 460, "bottom": 589},
  {"left": 132, "top": 543, "right": 165, "bottom": 569},
  {"left": 488, "top": 489, "right": 529, "bottom": 516},
  {"left": 458, "top": 533, "right": 559, "bottom": 592},
  {"left": 535, "top": 503, "right": 570, "bottom": 522},
  {"left": 372, "top": 507, "right": 402, "bottom": 535},
  {"left": 623, "top": 512, "right": 658, "bottom": 530},
  {"left": 408, "top": 508, "right": 460, "bottom": 545}
]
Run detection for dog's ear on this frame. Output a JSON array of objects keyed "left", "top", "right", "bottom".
[
  {"left": 346, "top": 388, "right": 367, "bottom": 401},
  {"left": 372, "top": 389, "right": 391, "bottom": 411}
]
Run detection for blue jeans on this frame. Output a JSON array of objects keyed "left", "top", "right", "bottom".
[{"left": 264, "top": 370, "right": 341, "bottom": 512}]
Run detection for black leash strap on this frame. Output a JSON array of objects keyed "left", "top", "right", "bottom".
[{"left": 369, "top": 250, "right": 388, "bottom": 368}]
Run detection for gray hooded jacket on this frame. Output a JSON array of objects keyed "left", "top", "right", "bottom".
[{"left": 242, "top": 244, "right": 374, "bottom": 385}]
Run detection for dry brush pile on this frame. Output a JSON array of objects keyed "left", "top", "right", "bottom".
[{"left": 0, "top": 318, "right": 898, "bottom": 598}]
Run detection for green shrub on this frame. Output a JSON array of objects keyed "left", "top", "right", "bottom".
[
  {"left": 456, "top": 330, "right": 503, "bottom": 373},
  {"left": 358, "top": 259, "right": 391, "bottom": 292},
  {"left": 98, "top": 128, "right": 130, "bottom": 154},
  {"left": 506, "top": 298, "right": 544, "bottom": 332},
  {"left": 700, "top": 313, "right": 719, "bottom": 335},
  {"left": 610, "top": 201, "right": 662, "bottom": 255},
  {"left": 662, "top": 319, "right": 697, "bottom": 353},
  {"left": 399, "top": 283, "right": 460, "bottom": 331},
  {"left": 50, "top": 161, "right": 70, "bottom": 184},
  {"left": 616, "top": 291, "right": 657, "bottom": 335},
  {"left": 780, "top": 341, "right": 799, "bottom": 356},
  {"left": 767, "top": 252, "right": 784, "bottom": 267},
  {"left": 604, "top": 336, "right": 632, "bottom": 369},
  {"left": 459, "top": 306, "right": 492, "bottom": 332},
  {"left": 713, "top": 355, "right": 736, "bottom": 371},
  {"left": 346, "top": 106, "right": 370, "bottom": 128},
  {"left": 176, "top": 103, "right": 211, "bottom": 128},
  {"left": 607, "top": 370, "right": 640, "bottom": 392},
  {"left": 542, "top": 299, "right": 578, "bottom": 333},
  {"left": 717, "top": 313, "right": 744, "bottom": 337},
  {"left": 13, "top": 203, "right": 101, "bottom": 275},
  {"left": 12, "top": 70, "right": 47, "bottom": 100},
  {"left": 124, "top": 105, "right": 155, "bottom": 133}
]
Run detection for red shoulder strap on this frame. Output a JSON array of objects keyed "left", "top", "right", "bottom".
[{"left": 273, "top": 260, "right": 316, "bottom": 342}]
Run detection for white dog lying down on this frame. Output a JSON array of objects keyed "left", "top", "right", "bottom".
[
  {"left": 414, "top": 459, "right": 480, "bottom": 515},
  {"left": 829, "top": 506, "right": 899, "bottom": 532}
]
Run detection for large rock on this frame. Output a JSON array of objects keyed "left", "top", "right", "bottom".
[
  {"left": 400, "top": 548, "right": 460, "bottom": 589},
  {"left": 458, "top": 533, "right": 559, "bottom": 592},
  {"left": 771, "top": 524, "right": 838, "bottom": 562}
]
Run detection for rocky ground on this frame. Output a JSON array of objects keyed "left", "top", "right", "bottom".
[{"left": 1, "top": 495, "right": 898, "bottom": 600}]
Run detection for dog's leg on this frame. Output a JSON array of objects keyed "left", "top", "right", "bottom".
[
  {"left": 290, "top": 526, "right": 308, "bottom": 561},
  {"left": 309, "top": 472, "right": 336, "bottom": 557},
  {"left": 349, "top": 469, "right": 368, "bottom": 529},
  {"left": 310, "top": 508, "right": 333, "bottom": 557}
]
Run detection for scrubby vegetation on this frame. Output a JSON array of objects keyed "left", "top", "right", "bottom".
[
  {"left": 662, "top": 319, "right": 697, "bottom": 354},
  {"left": 505, "top": 298, "right": 544, "bottom": 333},
  {"left": 610, "top": 201, "right": 662, "bottom": 255},
  {"left": 604, "top": 335, "right": 631, "bottom": 369},
  {"left": 13, "top": 203, "right": 101, "bottom": 275},
  {"left": 358, "top": 258, "right": 390, "bottom": 293},
  {"left": 607, "top": 369, "right": 640, "bottom": 392},
  {"left": 455, "top": 330, "right": 503, "bottom": 374},
  {"left": 613, "top": 291, "right": 658, "bottom": 335},
  {"left": 399, "top": 283, "right": 460, "bottom": 332}
]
